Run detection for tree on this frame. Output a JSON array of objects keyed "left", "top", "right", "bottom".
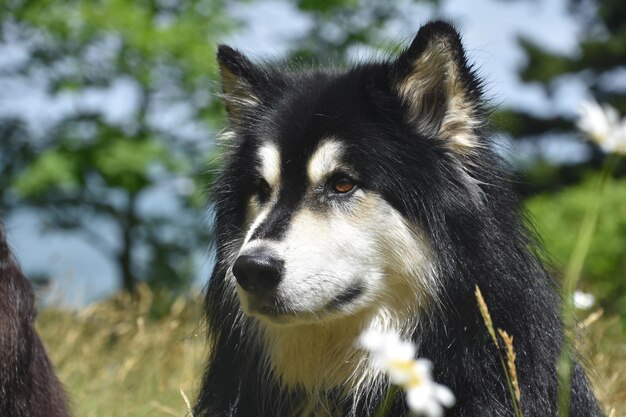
[
  {"left": 497, "top": 0, "right": 626, "bottom": 195},
  {"left": 0, "top": 0, "right": 231, "bottom": 293},
  {"left": 1, "top": 0, "right": 447, "bottom": 295},
  {"left": 499, "top": 0, "right": 626, "bottom": 322},
  {"left": 290, "top": 0, "right": 440, "bottom": 62}
]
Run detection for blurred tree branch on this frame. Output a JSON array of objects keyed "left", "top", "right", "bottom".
[
  {"left": 0, "top": 0, "right": 228, "bottom": 293},
  {"left": 493, "top": 0, "right": 626, "bottom": 194}
]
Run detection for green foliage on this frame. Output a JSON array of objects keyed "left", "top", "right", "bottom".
[
  {"left": 14, "top": 0, "right": 226, "bottom": 87},
  {"left": 518, "top": 37, "right": 573, "bottom": 84},
  {"left": 14, "top": 137, "right": 170, "bottom": 197},
  {"left": 14, "top": 150, "right": 80, "bottom": 196},
  {"left": 1, "top": 0, "right": 231, "bottom": 292},
  {"left": 93, "top": 139, "right": 166, "bottom": 192},
  {"left": 527, "top": 175, "right": 626, "bottom": 322},
  {"left": 2, "top": 0, "right": 448, "bottom": 294},
  {"left": 289, "top": 0, "right": 440, "bottom": 63},
  {"left": 491, "top": 109, "right": 573, "bottom": 138},
  {"left": 297, "top": 0, "right": 359, "bottom": 14},
  {"left": 517, "top": 0, "right": 626, "bottom": 100},
  {"left": 500, "top": 0, "right": 626, "bottom": 195}
]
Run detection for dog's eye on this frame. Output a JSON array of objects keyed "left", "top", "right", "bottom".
[
  {"left": 255, "top": 178, "right": 272, "bottom": 202},
  {"left": 332, "top": 176, "right": 356, "bottom": 194}
]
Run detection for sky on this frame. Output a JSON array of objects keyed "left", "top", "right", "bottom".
[{"left": 2, "top": 0, "right": 590, "bottom": 306}]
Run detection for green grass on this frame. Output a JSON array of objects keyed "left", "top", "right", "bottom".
[
  {"left": 36, "top": 286, "right": 625, "bottom": 417},
  {"left": 526, "top": 176, "right": 626, "bottom": 324}
]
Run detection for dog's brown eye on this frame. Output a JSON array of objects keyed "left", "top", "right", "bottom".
[
  {"left": 333, "top": 177, "right": 356, "bottom": 193},
  {"left": 256, "top": 178, "right": 271, "bottom": 202}
]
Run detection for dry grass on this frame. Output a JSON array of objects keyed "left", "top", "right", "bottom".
[
  {"left": 578, "top": 310, "right": 626, "bottom": 416},
  {"left": 475, "top": 285, "right": 523, "bottom": 417},
  {"left": 36, "top": 287, "right": 625, "bottom": 417},
  {"left": 498, "top": 329, "right": 521, "bottom": 404},
  {"left": 36, "top": 284, "right": 207, "bottom": 417}
]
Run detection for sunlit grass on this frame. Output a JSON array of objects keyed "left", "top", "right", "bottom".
[
  {"left": 36, "top": 286, "right": 624, "bottom": 417},
  {"left": 36, "top": 284, "right": 207, "bottom": 417},
  {"left": 581, "top": 311, "right": 626, "bottom": 417}
]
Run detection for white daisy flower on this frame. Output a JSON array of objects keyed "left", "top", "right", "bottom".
[
  {"left": 358, "top": 330, "right": 455, "bottom": 417},
  {"left": 406, "top": 380, "right": 456, "bottom": 417},
  {"left": 576, "top": 100, "right": 626, "bottom": 155},
  {"left": 573, "top": 290, "right": 595, "bottom": 310}
]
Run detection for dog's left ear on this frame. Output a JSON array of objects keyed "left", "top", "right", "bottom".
[
  {"left": 391, "top": 21, "right": 483, "bottom": 154},
  {"left": 217, "top": 45, "right": 266, "bottom": 125}
]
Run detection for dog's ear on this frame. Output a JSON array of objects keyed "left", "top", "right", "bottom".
[
  {"left": 217, "top": 45, "right": 265, "bottom": 124},
  {"left": 391, "top": 21, "right": 483, "bottom": 154}
]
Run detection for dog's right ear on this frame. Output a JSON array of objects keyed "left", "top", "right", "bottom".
[
  {"left": 390, "top": 21, "right": 483, "bottom": 155},
  {"left": 217, "top": 45, "right": 264, "bottom": 124}
]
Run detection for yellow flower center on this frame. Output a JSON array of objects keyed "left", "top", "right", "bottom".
[{"left": 390, "top": 359, "right": 423, "bottom": 388}]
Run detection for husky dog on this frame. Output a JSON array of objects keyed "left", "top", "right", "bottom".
[{"left": 195, "top": 21, "right": 601, "bottom": 417}]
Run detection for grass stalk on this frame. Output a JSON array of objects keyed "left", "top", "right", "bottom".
[
  {"left": 475, "top": 286, "right": 524, "bottom": 417},
  {"left": 558, "top": 155, "right": 616, "bottom": 417},
  {"left": 373, "top": 384, "right": 400, "bottom": 417}
]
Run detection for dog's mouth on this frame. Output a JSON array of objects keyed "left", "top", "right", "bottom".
[
  {"left": 255, "top": 303, "right": 296, "bottom": 317},
  {"left": 239, "top": 283, "right": 367, "bottom": 326},
  {"left": 246, "top": 300, "right": 308, "bottom": 325},
  {"left": 241, "top": 293, "right": 292, "bottom": 315},
  {"left": 325, "top": 282, "right": 365, "bottom": 310}
]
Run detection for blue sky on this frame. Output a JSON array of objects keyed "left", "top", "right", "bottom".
[{"left": 2, "top": 0, "right": 589, "bottom": 305}]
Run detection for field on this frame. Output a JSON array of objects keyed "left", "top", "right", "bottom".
[
  {"left": 36, "top": 286, "right": 207, "bottom": 417},
  {"left": 37, "top": 285, "right": 625, "bottom": 417}
]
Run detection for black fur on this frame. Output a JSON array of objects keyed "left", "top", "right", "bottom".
[
  {"left": 0, "top": 223, "right": 70, "bottom": 417},
  {"left": 196, "top": 21, "right": 601, "bottom": 417}
]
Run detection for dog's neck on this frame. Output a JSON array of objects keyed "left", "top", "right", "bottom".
[
  {"left": 259, "top": 299, "right": 421, "bottom": 414},
  {"left": 262, "top": 310, "right": 374, "bottom": 392}
]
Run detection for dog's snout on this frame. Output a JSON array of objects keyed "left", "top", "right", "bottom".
[{"left": 232, "top": 251, "right": 283, "bottom": 293}]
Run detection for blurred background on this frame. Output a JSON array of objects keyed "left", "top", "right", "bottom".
[{"left": 0, "top": 0, "right": 624, "bottom": 416}]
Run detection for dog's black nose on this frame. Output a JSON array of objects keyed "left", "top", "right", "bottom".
[{"left": 232, "top": 252, "right": 283, "bottom": 293}]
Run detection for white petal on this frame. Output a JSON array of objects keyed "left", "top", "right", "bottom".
[
  {"left": 434, "top": 384, "right": 456, "bottom": 407},
  {"left": 573, "top": 291, "right": 595, "bottom": 310},
  {"left": 578, "top": 102, "right": 606, "bottom": 136},
  {"left": 603, "top": 104, "right": 620, "bottom": 126},
  {"left": 413, "top": 359, "right": 433, "bottom": 374},
  {"left": 615, "top": 119, "right": 626, "bottom": 155},
  {"left": 385, "top": 338, "right": 416, "bottom": 362},
  {"left": 407, "top": 388, "right": 444, "bottom": 417},
  {"left": 358, "top": 330, "right": 385, "bottom": 352},
  {"left": 390, "top": 359, "right": 431, "bottom": 386},
  {"left": 359, "top": 330, "right": 415, "bottom": 357},
  {"left": 422, "top": 400, "right": 444, "bottom": 417},
  {"left": 577, "top": 100, "right": 626, "bottom": 154},
  {"left": 388, "top": 367, "right": 413, "bottom": 385},
  {"left": 406, "top": 386, "right": 430, "bottom": 411}
]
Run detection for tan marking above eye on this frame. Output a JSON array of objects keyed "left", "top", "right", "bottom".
[
  {"left": 258, "top": 144, "right": 281, "bottom": 188},
  {"left": 307, "top": 140, "right": 344, "bottom": 185}
]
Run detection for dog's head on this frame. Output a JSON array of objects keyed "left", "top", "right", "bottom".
[{"left": 214, "top": 21, "right": 486, "bottom": 327}]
